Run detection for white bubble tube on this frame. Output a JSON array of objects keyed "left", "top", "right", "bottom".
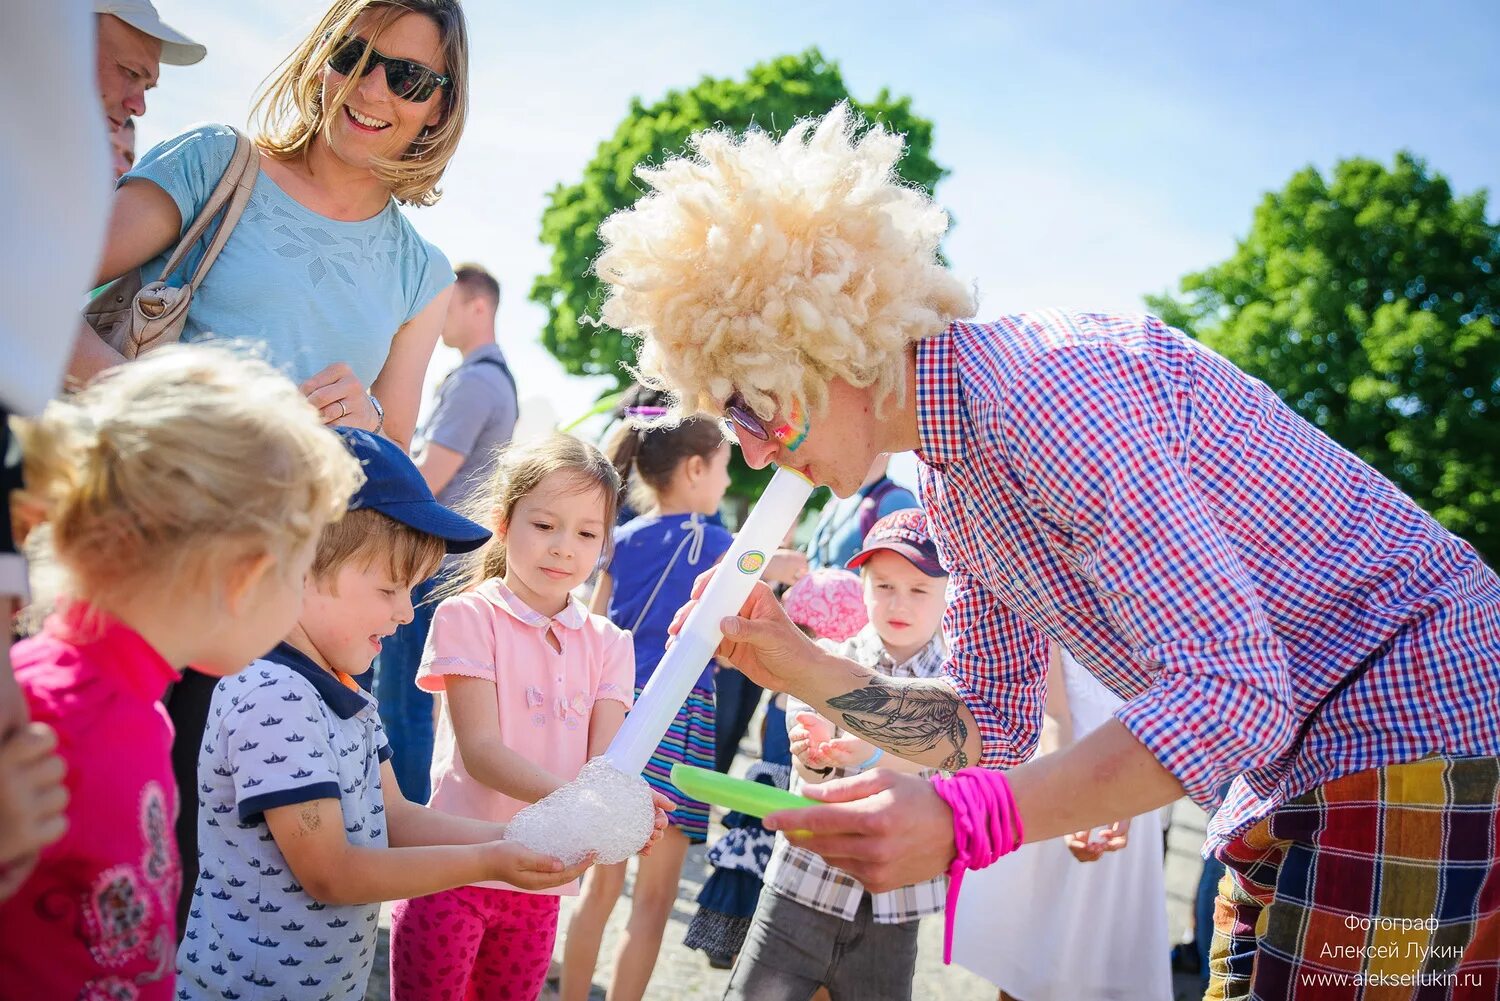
[{"left": 603, "top": 466, "right": 814, "bottom": 776}]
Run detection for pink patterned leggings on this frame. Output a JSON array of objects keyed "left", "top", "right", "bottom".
[{"left": 389, "top": 885, "right": 561, "bottom": 1000}]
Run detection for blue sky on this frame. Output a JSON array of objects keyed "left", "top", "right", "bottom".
[{"left": 137, "top": 0, "right": 1500, "bottom": 438}]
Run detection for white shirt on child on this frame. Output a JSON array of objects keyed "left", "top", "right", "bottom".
[{"left": 175, "top": 644, "right": 391, "bottom": 1000}]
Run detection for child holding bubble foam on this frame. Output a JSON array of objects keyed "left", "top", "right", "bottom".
[
  {"left": 725, "top": 510, "right": 950, "bottom": 1001},
  {"left": 559, "top": 416, "right": 734, "bottom": 1001},
  {"left": 175, "top": 430, "right": 595, "bottom": 1001},
  {"left": 391, "top": 434, "right": 668, "bottom": 1001}
]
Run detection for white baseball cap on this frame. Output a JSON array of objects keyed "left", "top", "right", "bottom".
[{"left": 93, "top": 0, "right": 206, "bottom": 66}]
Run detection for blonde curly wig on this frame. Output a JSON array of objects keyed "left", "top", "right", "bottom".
[{"left": 593, "top": 103, "right": 975, "bottom": 426}]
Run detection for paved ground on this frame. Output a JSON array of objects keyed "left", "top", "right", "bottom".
[{"left": 366, "top": 733, "right": 1212, "bottom": 1001}]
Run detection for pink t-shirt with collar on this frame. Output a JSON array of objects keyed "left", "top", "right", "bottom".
[
  {"left": 0, "top": 602, "right": 182, "bottom": 1001},
  {"left": 417, "top": 578, "right": 634, "bottom": 894}
]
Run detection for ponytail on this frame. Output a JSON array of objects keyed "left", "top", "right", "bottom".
[
  {"left": 604, "top": 413, "right": 727, "bottom": 517},
  {"left": 606, "top": 421, "right": 646, "bottom": 495},
  {"left": 9, "top": 344, "right": 362, "bottom": 609}
]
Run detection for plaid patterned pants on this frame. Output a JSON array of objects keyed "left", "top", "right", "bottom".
[{"left": 1208, "top": 756, "right": 1500, "bottom": 1000}]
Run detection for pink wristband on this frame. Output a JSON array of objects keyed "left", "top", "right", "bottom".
[{"left": 929, "top": 767, "right": 1025, "bottom": 964}]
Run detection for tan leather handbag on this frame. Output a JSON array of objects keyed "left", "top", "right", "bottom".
[{"left": 84, "top": 129, "right": 259, "bottom": 359}]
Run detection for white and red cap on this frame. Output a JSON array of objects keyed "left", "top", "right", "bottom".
[{"left": 94, "top": 0, "right": 206, "bottom": 66}]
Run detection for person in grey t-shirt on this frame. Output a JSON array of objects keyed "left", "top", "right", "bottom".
[
  {"left": 374, "top": 263, "right": 517, "bottom": 803},
  {"left": 413, "top": 263, "right": 518, "bottom": 510}
]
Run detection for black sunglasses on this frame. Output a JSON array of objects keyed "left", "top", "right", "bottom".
[{"left": 327, "top": 35, "right": 449, "bottom": 104}]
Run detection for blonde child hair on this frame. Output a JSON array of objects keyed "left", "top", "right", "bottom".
[
  {"left": 593, "top": 102, "right": 976, "bottom": 427},
  {"left": 11, "top": 345, "right": 363, "bottom": 608},
  {"left": 447, "top": 433, "right": 621, "bottom": 594},
  {"left": 252, "top": 0, "right": 470, "bottom": 207}
]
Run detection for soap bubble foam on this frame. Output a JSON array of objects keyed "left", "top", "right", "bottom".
[{"left": 505, "top": 758, "right": 656, "bottom": 865}]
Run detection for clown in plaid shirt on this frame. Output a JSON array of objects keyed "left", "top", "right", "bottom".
[{"left": 597, "top": 107, "right": 1500, "bottom": 998}]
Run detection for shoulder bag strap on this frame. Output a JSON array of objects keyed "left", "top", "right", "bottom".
[
  {"left": 152, "top": 129, "right": 259, "bottom": 286},
  {"left": 628, "top": 516, "right": 708, "bottom": 634}
]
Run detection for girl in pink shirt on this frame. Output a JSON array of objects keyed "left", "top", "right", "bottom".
[
  {"left": 390, "top": 434, "right": 661, "bottom": 1001},
  {"left": 0, "top": 347, "right": 362, "bottom": 1001}
]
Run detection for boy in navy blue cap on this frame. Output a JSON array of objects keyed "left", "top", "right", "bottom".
[{"left": 176, "top": 430, "right": 596, "bottom": 1001}]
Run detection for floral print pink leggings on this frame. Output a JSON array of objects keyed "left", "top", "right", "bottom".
[{"left": 390, "top": 885, "right": 561, "bottom": 1000}]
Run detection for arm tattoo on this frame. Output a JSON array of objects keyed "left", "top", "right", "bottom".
[
  {"left": 299, "top": 803, "right": 323, "bottom": 834},
  {"left": 826, "top": 677, "right": 970, "bottom": 771}
]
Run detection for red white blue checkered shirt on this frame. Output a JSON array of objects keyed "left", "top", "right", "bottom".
[{"left": 915, "top": 311, "right": 1500, "bottom": 850}]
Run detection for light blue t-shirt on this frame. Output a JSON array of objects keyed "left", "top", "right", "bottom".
[{"left": 124, "top": 124, "right": 453, "bottom": 387}]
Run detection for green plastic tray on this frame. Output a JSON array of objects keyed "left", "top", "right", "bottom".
[{"left": 670, "top": 763, "right": 816, "bottom": 819}]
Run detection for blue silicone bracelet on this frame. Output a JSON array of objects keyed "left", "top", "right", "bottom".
[{"left": 856, "top": 747, "right": 885, "bottom": 772}]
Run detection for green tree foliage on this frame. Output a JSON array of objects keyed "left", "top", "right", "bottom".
[
  {"left": 531, "top": 49, "right": 949, "bottom": 501},
  {"left": 1150, "top": 152, "right": 1500, "bottom": 564}
]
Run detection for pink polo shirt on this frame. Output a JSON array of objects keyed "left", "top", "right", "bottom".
[
  {"left": 0, "top": 602, "right": 181, "bottom": 1000},
  {"left": 418, "top": 578, "right": 634, "bottom": 894}
]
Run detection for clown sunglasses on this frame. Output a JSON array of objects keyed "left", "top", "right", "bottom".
[
  {"left": 723, "top": 392, "right": 809, "bottom": 450},
  {"left": 327, "top": 35, "right": 449, "bottom": 103}
]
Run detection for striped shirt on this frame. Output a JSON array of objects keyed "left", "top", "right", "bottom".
[
  {"left": 915, "top": 311, "right": 1500, "bottom": 851},
  {"left": 766, "top": 626, "right": 949, "bottom": 924}
]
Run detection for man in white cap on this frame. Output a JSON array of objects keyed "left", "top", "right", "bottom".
[
  {"left": 94, "top": 0, "right": 205, "bottom": 130},
  {"left": 0, "top": 1, "right": 201, "bottom": 902}
]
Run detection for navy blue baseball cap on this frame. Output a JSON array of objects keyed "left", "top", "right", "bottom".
[{"left": 336, "top": 429, "right": 491, "bottom": 554}]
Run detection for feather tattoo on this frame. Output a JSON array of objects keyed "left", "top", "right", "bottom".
[{"left": 827, "top": 678, "right": 969, "bottom": 771}]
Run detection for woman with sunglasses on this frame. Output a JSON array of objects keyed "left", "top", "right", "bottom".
[
  {"left": 70, "top": 0, "right": 469, "bottom": 935},
  {"left": 74, "top": 0, "right": 465, "bottom": 448}
]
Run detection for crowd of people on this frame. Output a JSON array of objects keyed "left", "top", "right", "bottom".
[{"left": 2, "top": 2, "right": 1498, "bottom": 1001}]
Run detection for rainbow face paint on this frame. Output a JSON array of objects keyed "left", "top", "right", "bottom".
[
  {"left": 768, "top": 396, "right": 810, "bottom": 452},
  {"left": 724, "top": 391, "right": 811, "bottom": 452}
]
